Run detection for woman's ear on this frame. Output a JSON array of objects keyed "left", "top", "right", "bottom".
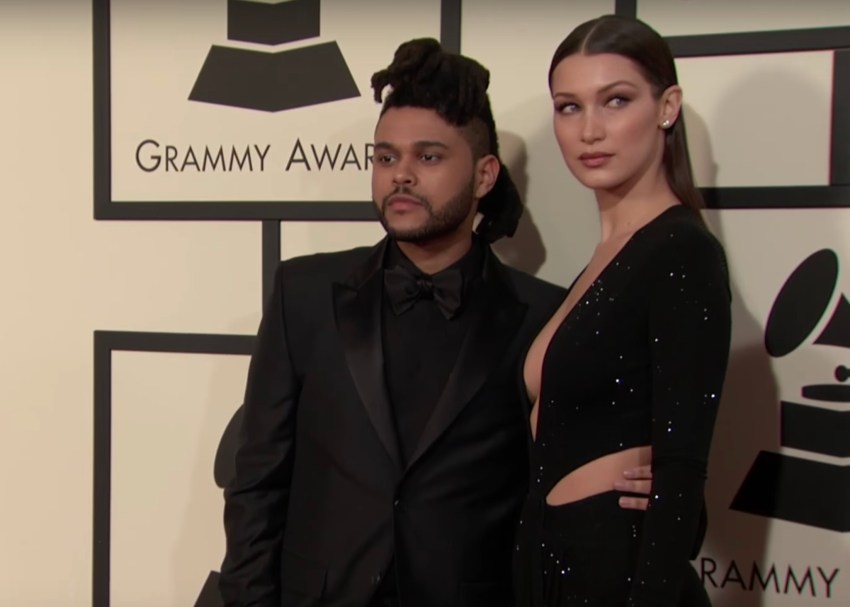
[{"left": 659, "top": 84, "right": 683, "bottom": 129}]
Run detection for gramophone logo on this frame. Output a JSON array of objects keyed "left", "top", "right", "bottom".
[
  {"left": 189, "top": 0, "right": 360, "bottom": 112},
  {"left": 731, "top": 249, "right": 850, "bottom": 532}
]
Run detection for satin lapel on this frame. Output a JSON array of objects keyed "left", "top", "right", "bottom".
[
  {"left": 406, "top": 251, "right": 527, "bottom": 470},
  {"left": 332, "top": 239, "right": 403, "bottom": 473}
]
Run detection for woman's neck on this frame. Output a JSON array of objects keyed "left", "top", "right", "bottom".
[{"left": 595, "top": 171, "right": 679, "bottom": 243}]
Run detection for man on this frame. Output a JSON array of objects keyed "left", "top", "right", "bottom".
[{"left": 220, "top": 38, "right": 651, "bottom": 607}]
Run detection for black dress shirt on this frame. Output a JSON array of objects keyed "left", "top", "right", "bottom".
[{"left": 382, "top": 238, "right": 484, "bottom": 465}]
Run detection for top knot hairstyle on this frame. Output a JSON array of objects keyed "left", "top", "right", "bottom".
[{"left": 371, "top": 38, "right": 523, "bottom": 243}]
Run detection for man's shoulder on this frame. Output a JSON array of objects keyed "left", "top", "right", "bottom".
[
  {"left": 278, "top": 244, "right": 377, "bottom": 281},
  {"left": 502, "top": 265, "right": 566, "bottom": 307}
]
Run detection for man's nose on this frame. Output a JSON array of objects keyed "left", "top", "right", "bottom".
[{"left": 392, "top": 157, "right": 416, "bottom": 186}]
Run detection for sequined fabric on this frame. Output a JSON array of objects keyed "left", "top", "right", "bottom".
[{"left": 514, "top": 206, "right": 731, "bottom": 606}]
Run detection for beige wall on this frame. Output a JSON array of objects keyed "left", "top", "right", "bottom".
[{"left": 1, "top": 1, "right": 848, "bottom": 605}]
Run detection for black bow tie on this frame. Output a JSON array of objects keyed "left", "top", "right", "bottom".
[{"left": 384, "top": 265, "right": 464, "bottom": 319}]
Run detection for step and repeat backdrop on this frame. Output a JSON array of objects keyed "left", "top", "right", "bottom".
[{"left": 3, "top": 0, "right": 848, "bottom": 605}]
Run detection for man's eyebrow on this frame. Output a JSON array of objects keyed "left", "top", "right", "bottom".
[
  {"left": 373, "top": 140, "right": 450, "bottom": 150},
  {"left": 412, "top": 140, "right": 449, "bottom": 149}
]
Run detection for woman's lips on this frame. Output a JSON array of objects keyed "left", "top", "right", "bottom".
[{"left": 579, "top": 152, "right": 613, "bottom": 168}]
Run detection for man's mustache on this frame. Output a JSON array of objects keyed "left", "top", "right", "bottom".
[{"left": 382, "top": 187, "right": 430, "bottom": 209}]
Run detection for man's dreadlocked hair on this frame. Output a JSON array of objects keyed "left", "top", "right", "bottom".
[{"left": 371, "top": 38, "right": 523, "bottom": 243}]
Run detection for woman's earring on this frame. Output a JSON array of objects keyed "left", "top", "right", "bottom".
[{"left": 661, "top": 119, "right": 671, "bottom": 129}]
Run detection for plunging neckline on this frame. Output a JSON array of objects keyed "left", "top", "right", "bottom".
[
  {"left": 551, "top": 204, "right": 682, "bottom": 338},
  {"left": 525, "top": 204, "right": 684, "bottom": 435}
]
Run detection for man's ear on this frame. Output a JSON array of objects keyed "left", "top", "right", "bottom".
[{"left": 474, "top": 154, "right": 500, "bottom": 199}]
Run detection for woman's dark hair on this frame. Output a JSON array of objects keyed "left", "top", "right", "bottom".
[
  {"left": 549, "top": 15, "right": 703, "bottom": 214},
  {"left": 371, "top": 38, "right": 522, "bottom": 242}
]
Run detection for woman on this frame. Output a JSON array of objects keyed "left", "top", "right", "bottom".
[{"left": 515, "top": 15, "right": 732, "bottom": 607}]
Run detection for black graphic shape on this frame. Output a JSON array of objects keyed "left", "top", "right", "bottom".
[
  {"left": 193, "top": 571, "right": 224, "bottom": 607},
  {"left": 228, "top": 0, "right": 319, "bottom": 45},
  {"left": 189, "top": 0, "right": 359, "bottom": 112},
  {"left": 764, "top": 249, "right": 838, "bottom": 357},
  {"left": 732, "top": 249, "right": 850, "bottom": 532},
  {"left": 782, "top": 401, "right": 850, "bottom": 456},
  {"left": 731, "top": 452, "right": 849, "bottom": 532},
  {"left": 802, "top": 385, "right": 850, "bottom": 402},
  {"left": 815, "top": 293, "right": 850, "bottom": 348},
  {"left": 190, "top": 42, "right": 359, "bottom": 112}
]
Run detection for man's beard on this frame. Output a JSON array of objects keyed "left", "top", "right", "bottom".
[{"left": 377, "top": 181, "right": 475, "bottom": 243}]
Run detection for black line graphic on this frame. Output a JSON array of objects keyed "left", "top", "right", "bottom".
[
  {"left": 441, "top": 0, "right": 462, "bottom": 54},
  {"left": 92, "top": 0, "right": 112, "bottom": 224},
  {"left": 94, "top": 200, "right": 377, "bottom": 222},
  {"left": 93, "top": 332, "right": 255, "bottom": 607},
  {"left": 262, "top": 221, "right": 281, "bottom": 307},
  {"left": 641, "top": 4, "right": 850, "bottom": 209},
  {"left": 701, "top": 186, "right": 850, "bottom": 209},
  {"left": 614, "top": 0, "right": 637, "bottom": 19},
  {"left": 667, "top": 26, "right": 850, "bottom": 58},
  {"left": 832, "top": 49, "right": 850, "bottom": 185}
]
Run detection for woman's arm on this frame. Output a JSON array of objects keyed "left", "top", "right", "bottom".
[{"left": 628, "top": 229, "right": 732, "bottom": 606}]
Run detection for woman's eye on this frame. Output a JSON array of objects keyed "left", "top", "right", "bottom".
[{"left": 607, "top": 95, "right": 631, "bottom": 108}]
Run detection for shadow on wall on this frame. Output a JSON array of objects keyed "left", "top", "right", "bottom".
[
  {"left": 683, "top": 102, "right": 718, "bottom": 191},
  {"left": 173, "top": 316, "right": 255, "bottom": 607},
  {"left": 496, "top": 96, "right": 603, "bottom": 287},
  {"left": 492, "top": 130, "right": 548, "bottom": 276},
  {"left": 189, "top": 399, "right": 242, "bottom": 607},
  {"left": 185, "top": 400, "right": 240, "bottom": 607},
  {"left": 700, "top": 280, "right": 777, "bottom": 607},
  {"left": 685, "top": 102, "right": 777, "bottom": 607}
]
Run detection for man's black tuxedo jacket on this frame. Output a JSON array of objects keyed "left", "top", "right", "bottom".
[{"left": 220, "top": 238, "right": 565, "bottom": 607}]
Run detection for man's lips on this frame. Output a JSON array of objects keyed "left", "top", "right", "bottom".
[{"left": 386, "top": 195, "right": 424, "bottom": 210}]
